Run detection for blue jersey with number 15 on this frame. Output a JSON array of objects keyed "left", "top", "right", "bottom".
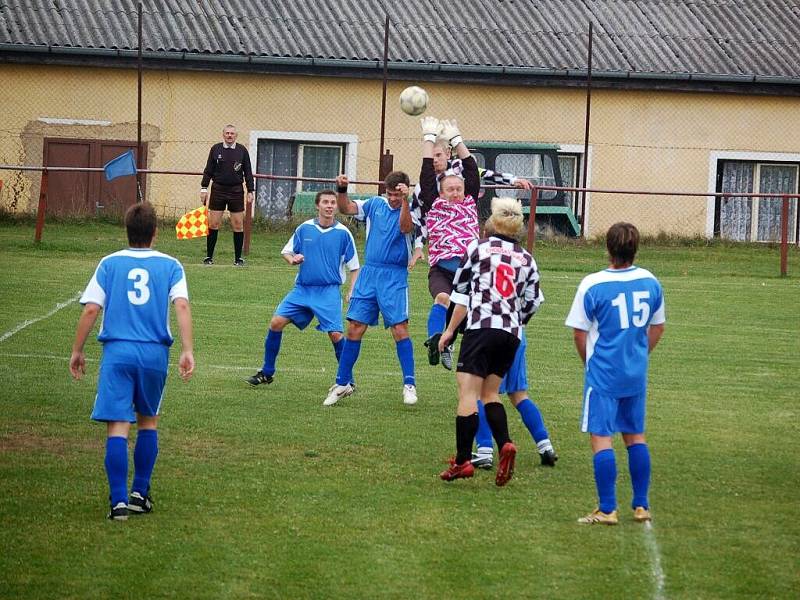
[
  {"left": 80, "top": 248, "right": 189, "bottom": 346},
  {"left": 565, "top": 266, "right": 665, "bottom": 396}
]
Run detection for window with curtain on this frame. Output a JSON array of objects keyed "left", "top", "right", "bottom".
[
  {"left": 718, "top": 161, "right": 798, "bottom": 242},
  {"left": 256, "top": 139, "right": 345, "bottom": 219}
]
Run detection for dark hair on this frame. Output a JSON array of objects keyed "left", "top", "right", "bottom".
[
  {"left": 315, "top": 189, "right": 337, "bottom": 205},
  {"left": 125, "top": 202, "right": 157, "bottom": 247},
  {"left": 384, "top": 170, "right": 410, "bottom": 191},
  {"left": 606, "top": 222, "right": 639, "bottom": 267}
]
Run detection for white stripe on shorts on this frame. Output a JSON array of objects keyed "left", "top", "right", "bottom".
[{"left": 581, "top": 386, "right": 592, "bottom": 432}]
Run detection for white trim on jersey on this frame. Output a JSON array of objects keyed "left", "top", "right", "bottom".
[{"left": 581, "top": 386, "right": 593, "bottom": 433}]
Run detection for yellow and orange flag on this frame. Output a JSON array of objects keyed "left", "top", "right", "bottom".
[{"left": 176, "top": 206, "right": 209, "bottom": 239}]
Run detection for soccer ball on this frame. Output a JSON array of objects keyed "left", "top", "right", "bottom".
[{"left": 399, "top": 86, "right": 429, "bottom": 116}]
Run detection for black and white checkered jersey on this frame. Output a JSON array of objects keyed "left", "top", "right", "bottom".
[{"left": 450, "top": 234, "right": 544, "bottom": 338}]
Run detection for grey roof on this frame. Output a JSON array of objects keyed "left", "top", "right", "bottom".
[{"left": 1, "top": 0, "right": 799, "bottom": 83}]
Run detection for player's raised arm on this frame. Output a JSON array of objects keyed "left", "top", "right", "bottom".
[{"left": 335, "top": 174, "right": 359, "bottom": 215}]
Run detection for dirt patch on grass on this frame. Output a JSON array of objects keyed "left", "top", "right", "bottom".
[{"left": 0, "top": 431, "right": 97, "bottom": 457}]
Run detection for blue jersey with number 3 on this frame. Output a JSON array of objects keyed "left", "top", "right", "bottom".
[
  {"left": 565, "top": 266, "right": 665, "bottom": 396},
  {"left": 80, "top": 249, "right": 189, "bottom": 346}
]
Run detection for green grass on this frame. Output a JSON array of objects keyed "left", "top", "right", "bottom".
[{"left": 1, "top": 221, "right": 798, "bottom": 599}]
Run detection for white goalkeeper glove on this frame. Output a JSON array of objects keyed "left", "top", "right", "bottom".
[
  {"left": 440, "top": 119, "right": 463, "bottom": 148},
  {"left": 420, "top": 116, "right": 440, "bottom": 143}
]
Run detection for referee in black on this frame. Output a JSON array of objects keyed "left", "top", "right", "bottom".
[{"left": 200, "top": 124, "right": 255, "bottom": 266}]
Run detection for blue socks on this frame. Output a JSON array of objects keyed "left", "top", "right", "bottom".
[
  {"left": 332, "top": 338, "right": 344, "bottom": 362},
  {"left": 515, "top": 398, "right": 548, "bottom": 443},
  {"left": 627, "top": 443, "right": 651, "bottom": 510},
  {"left": 132, "top": 429, "right": 158, "bottom": 497},
  {"left": 593, "top": 448, "right": 617, "bottom": 514},
  {"left": 395, "top": 338, "right": 416, "bottom": 385},
  {"left": 336, "top": 339, "right": 361, "bottom": 386},
  {"left": 105, "top": 436, "right": 128, "bottom": 506},
  {"left": 427, "top": 303, "right": 447, "bottom": 338},
  {"left": 475, "top": 400, "right": 493, "bottom": 450},
  {"left": 261, "top": 329, "right": 283, "bottom": 376}
]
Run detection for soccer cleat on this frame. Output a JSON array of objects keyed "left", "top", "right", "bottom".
[
  {"left": 323, "top": 383, "right": 354, "bottom": 406},
  {"left": 128, "top": 491, "right": 153, "bottom": 515},
  {"left": 246, "top": 370, "right": 273, "bottom": 386},
  {"left": 440, "top": 344, "right": 454, "bottom": 370},
  {"left": 440, "top": 459, "right": 475, "bottom": 481},
  {"left": 233, "top": 258, "right": 246, "bottom": 267},
  {"left": 470, "top": 451, "right": 494, "bottom": 470},
  {"left": 403, "top": 384, "right": 418, "bottom": 406},
  {"left": 495, "top": 442, "right": 517, "bottom": 486},
  {"left": 633, "top": 506, "right": 652, "bottom": 523},
  {"left": 107, "top": 501, "right": 129, "bottom": 521},
  {"left": 424, "top": 333, "right": 441, "bottom": 365},
  {"left": 202, "top": 256, "right": 214, "bottom": 265},
  {"left": 540, "top": 449, "right": 559, "bottom": 467},
  {"left": 577, "top": 508, "right": 619, "bottom": 525}
]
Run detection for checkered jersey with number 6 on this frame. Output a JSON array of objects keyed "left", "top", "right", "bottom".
[{"left": 450, "top": 235, "right": 543, "bottom": 339}]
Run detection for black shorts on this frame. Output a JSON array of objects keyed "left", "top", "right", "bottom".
[
  {"left": 428, "top": 265, "right": 457, "bottom": 299},
  {"left": 456, "top": 329, "right": 520, "bottom": 379},
  {"left": 209, "top": 183, "right": 245, "bottom": 213}
]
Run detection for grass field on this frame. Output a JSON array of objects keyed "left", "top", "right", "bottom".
[{"left": 0, "top": 220, "right": 798, "bottom": 599}]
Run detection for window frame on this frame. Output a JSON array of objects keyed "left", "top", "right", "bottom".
[{"left": 708, "top": 150, "right": 800, "bottom": 241}]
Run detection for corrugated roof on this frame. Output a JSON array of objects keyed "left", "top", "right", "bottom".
[{"left": 1, "top": 0, "right": 798, "bottom": 80}]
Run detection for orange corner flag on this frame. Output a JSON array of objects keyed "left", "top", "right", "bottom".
[{"left": 176, "top": 206, "right": 209, "bottom": 239}]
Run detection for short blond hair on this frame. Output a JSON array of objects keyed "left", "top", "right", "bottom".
[{"left": 486, "top": 197, "right": 524, "bottom": 237}]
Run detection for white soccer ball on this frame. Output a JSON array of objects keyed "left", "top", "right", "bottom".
[{"left": 399, "top": 86, "right": 429, "bottom": 116}]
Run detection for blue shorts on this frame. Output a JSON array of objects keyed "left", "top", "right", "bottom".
[
  {"left": 91, "top": 342, "right": 169, "bottom": 423},
  {"left": 275, "top": 284, "right": 344, "bottom": 332},
  {"left": 499, "top": 334, "right": 528, "bottom": 395},
  {"left": 580, "top": 384, "right": 646, "bottom": 436},
  {"left": 347, "top": 264, "right": 409, "bottom": 328}
]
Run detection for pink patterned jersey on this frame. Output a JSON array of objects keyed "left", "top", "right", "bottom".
[{"left": 425, "top": 195, "right": 480, "bottom": 266}]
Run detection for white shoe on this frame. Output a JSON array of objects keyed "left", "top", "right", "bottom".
[
  {"left": 323, "top": 383, "right": 354, "bottom": 406},
  {"left": 402, "top": 384, "right": 418, "bottom": 405}
]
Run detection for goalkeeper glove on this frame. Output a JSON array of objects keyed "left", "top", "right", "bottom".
[
  {"left": 440, "top": 119, "right": 463, "bottom": 148},
  {"left": 420, "top": 116, "right": 440, "bottom": 143}
]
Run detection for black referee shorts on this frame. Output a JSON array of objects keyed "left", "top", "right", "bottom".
[
  {"left": 209, "top": 183, "right": 245, "bottom": 213},
  {"left": 456, "top": 329, "right": 520, "bottom": 379}
]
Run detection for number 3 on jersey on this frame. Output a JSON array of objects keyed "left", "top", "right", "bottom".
[
  {"left": 128, "top": 268, "right": 151, "bottom": 305},
  {"left": 494, "top": 263, "right": 516, "bottom": 298},
  {"left": 611, "top": 290, "right": 650, "bottom": 329}
]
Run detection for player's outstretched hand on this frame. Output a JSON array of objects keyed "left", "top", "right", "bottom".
[
  {"left": 440, "top": 119, "right": 463, "bottom": 147},
  {"left": 335, "top": 174, "right": 349, "bottom": 189},
  {"left": 408, "top": 247, "right": 424, "bottom": 272},
  {"left": 514, "top": 178, "right": 533, "bottom": 190},
  {"left": 420, "top": 116, "right": 440, "bottom": 142},
  {"left": 438, "top": 330, "right": 454, "bottom": 352},
  {"left": 179, "top": 351, "right": 195, "bottom": 382},
  {"left": 69, "top": 351, "right": 86, "bottom": 380},
  {"left": 290, "top": 253, "right": 305, "bottom": 265}
]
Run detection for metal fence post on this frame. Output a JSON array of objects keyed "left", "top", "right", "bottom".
[
  {"left": 526, "top": 185, "right": 539, "bottom": 253},
  {"left": 780, "top": 194, "right": 788, "bottom": 276}
]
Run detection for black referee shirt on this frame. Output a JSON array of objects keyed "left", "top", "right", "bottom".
[{"left": 201, "top": 143, "right": 255, "bottom": 191}]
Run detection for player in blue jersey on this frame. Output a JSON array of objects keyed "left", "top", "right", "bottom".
[
  {"left": 565, "top": 222, "right": 665, "bottom": 525},
  {"left": 69, "top": 202, "right": 194, "bottom": 521},
  {"left": 323, "top": 171, "right": 418, "bottom": 407},
  {"left": 246, "top": 190, "right": 360, "bottom": 387},
  {"left": 471, "top": 330, "right": 558, "bottom": 469}
]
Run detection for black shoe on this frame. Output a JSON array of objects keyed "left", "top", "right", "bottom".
[
  {"left": 424, "top": 333, "right": 441, "bottom": 366},
  {"left": 128, "top": 491, "right": 153, "bottom": 514},
  {"left": 233, "top": 258, "right": 245, "bottom": 267},
  {"left": 246, "top": 370, "right": 273, "bottom": 386},
  {"left": 203, "top": 256, "right": 213, "bottom": 265},
  {"left": 540, "top": 449, "right": 559, "bottom": 467},
  {"left": 108, "top": 501, "right": 129, "bottom": 521}
]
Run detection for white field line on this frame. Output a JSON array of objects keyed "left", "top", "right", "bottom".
[
  {"left": 643, "top": 521, "right": 666, "bottom": 600},
  {"left": 0, "top": 352, "right": 400, "bottom": 378},
  {"left": 0, "top": 293, "right": 81, "bottom": 343}
]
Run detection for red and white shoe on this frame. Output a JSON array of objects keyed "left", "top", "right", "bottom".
[{"left": 495, "top": 442, "right": 517, "bottom": 487}]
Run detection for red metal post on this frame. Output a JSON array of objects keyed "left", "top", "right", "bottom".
[
  {"left": 34, "top": 170, "right": 48, "bottom": 243},
  {"left": 780, "top": 194, "right": 789, "bottom": 276},
  {"left": 526, "top": 185, "right": 539, "bottom": 252},
  {"left": 244, "top": 200, "right": 252, "bottom": 255}
]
